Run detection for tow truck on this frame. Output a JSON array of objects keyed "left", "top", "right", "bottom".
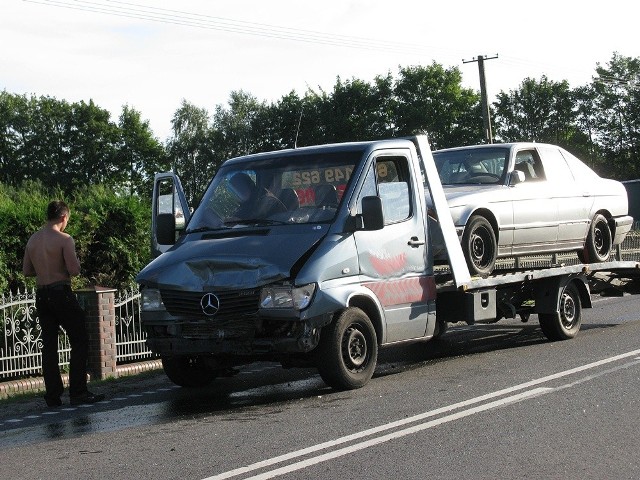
[{"left": 136, "top": 135, "right": 639, "bottom": 390}]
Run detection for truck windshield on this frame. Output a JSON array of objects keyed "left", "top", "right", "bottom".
[{"left": 187, "top": 151, "right": 362, "bottom": 232}]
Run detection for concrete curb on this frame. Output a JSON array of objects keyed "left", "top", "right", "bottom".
[{"left": 0, "top": 359, "right": 163, "bottom": 399}]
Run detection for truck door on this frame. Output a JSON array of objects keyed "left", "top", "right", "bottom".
[
  {"left": 151, "top": 172, "right": 191, "bottom": 258},
  {"left": 355, "top": 151, "right": 434, "bottom": 343}
]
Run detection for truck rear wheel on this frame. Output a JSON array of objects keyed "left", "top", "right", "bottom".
[
  {"left": 538, "top": 282, "right": 582, "bottom": 341},
  {"left": 316, "top": 308, "right": 378, "bottom": 390},
  {"left": 161, "top": 355, "right": 217, "bottom": 388}
]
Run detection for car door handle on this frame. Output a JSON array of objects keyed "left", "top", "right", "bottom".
[{"left": 408, "top": 236, "right": 425, "bottom": 247}]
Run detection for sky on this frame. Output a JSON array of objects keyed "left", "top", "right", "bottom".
[{"left": 2, "top": 0, "right": 638, "bottom": 142}]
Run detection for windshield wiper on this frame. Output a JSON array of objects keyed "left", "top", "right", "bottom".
[
  {"left": 225, "top": 218, "right": 288, "bottom": 226},
  {"left": 186, "top": 226, "right": 227, "bottom": 234}
]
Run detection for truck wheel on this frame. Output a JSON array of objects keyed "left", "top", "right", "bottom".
[
  {"left": 161, "top": 355, "right": 216, "bottom": 388},
  {"left": 538, "top": 283, "right": 582, "bottom": 341},
  {"left": 578, "top": 213, "right": 611, "bottom": 263},
  {"left": 316, "top": 308, "right": 378, "bottom": 390},
  {"left": 462, "top": 215, "right": 497, "bottom": 276}
]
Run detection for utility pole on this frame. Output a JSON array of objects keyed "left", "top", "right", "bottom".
[{"left": 463, "top": 54, "right": 498, "bottom": 144}]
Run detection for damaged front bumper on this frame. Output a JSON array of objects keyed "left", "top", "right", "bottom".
[{"left": 141, "top": 310, "right": 331, "bottom": 357}]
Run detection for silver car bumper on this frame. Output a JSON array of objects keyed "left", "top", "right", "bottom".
[{"left": 613, "top": 215, "right": 634, "bottom": 245}]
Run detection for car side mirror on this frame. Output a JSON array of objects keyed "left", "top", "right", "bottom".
[
  {"left": 156, "top": 213, "right": 176, "bottom": 245},
  {"left": 510, "top": 170, "right": 526, "bottom": 185}
]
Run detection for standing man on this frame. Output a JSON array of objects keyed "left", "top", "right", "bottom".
[{"left": 23, "top": 200, "right": 104, "bottom": 407}]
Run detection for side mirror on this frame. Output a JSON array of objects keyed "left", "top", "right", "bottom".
[
  {"left": 510, "top": 170, "right": 525, "bottom": 185},
  {"left": 359, "top": 196, "right": 384, "bottom": 231},
  {"left": 156, "top": 213, "right": 176, "bottom": 245}
]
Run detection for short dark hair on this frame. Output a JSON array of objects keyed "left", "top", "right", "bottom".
[{"left": 47, "top": 200, "right": 70, "bottom": 221}]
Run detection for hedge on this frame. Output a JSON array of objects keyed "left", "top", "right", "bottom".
[{"left": 0, "top": 181, "right": 151, "bottom": 292}]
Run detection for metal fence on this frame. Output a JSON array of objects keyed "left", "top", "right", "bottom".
[
  {"left": 1, "top": 285, "right": 150, "bottom": 381},
  {"left": 114, "top": 287, "right": 155, "bottom": 363}
]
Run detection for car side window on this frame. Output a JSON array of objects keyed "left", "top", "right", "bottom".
[
  {"left": 357, "top": 155, "right": 412, "bottom": 224},
  {"left": 559, "top": 148, "right": 600, "bottom": 181},
  {"left": 538, "top": 146, "right": 574, "bottom": 182},
  {"left": 514, "top": 150, "right": 545, "bottom": 181}
]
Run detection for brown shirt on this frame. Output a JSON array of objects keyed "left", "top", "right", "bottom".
[{"left": 23, "top": 223, "right": 81, "bottom": 286}]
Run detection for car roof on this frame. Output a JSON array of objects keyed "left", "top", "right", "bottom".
[{"left": 433, "top": 142, "right": 559, "bottom": 153}]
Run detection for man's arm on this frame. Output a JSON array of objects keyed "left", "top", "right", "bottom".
[
  {"left": 22, "top": 242, "right": 36, "bottom": 277},
  {"left": 63, "top": 236, "right": 82, "bottom": 277}
]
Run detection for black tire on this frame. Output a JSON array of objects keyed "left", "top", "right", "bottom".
[
  {"left": 161, "top": 355, "right": 216, "bottom": 388},
  {"left": 462, "top": 215, "right": 497, "bottom": 276},
  {"left": 316, "top": 308, "right": 378, "bottom": 390},
  {"left": 578, "top": 213, "right": 612, "bottom": 263},
  {"left": 539, "top": 282, "right": 582, "bottom": 341}
]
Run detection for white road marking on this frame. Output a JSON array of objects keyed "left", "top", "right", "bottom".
[
  {"left": 204, "top": 348, "right": 640, "bottom": 480},
  {"left": 246, "top": 388, "right": 555, "bottom": 480}
]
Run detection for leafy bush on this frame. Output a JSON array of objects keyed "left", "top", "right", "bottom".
[{"left": 0, "top": 182, "right": 151, "bottom": 292}]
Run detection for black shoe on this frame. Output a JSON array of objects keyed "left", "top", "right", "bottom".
[
  {"left": 70, "top": 391, "right": 105, "bottom": 405},
  {"left": 44, "top": 396, "right": 62, "bottom": 408}
]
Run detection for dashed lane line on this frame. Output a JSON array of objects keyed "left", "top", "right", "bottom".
[{"left": 0, "top": 385, "right": 179, "bottom": 428}]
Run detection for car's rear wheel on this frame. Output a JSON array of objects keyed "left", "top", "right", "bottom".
[
  {"left": 462, "top": 215, "right": 497, "bottom": 276},
  {"left": 578, "top": 213, "right": 612, "bottom": 263}
]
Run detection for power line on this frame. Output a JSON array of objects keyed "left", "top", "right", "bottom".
[
  {"left": 23, "top": 0, "right": 612, "bottom": 91},
  {"left": 25, "top": 0, "right": 466, "bottom": 58}
]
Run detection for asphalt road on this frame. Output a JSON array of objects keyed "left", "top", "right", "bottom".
[{"left": 1, "top": 293, "right": 639, "bottom": 480}]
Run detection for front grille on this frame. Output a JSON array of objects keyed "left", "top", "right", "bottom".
[
  {"left": 181, "top": 320, "right": 253, "bottom": 339},
  {"left": 160, "top": 288, "right": 260, "bottom": 320}
]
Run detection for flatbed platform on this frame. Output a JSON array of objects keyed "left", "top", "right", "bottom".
[{"left": 435, "top": 260, "right": 640, "bottom": 292}]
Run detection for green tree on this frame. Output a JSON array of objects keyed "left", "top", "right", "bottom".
[
  {"left": 63, "top": 99, "right": 122, "bottom": 191},
  {"left": 259, "top": 90, "right": 306, "bottom": 150},
  {"left": 393, "top": 63, "right": 483, "bottom": 149},
  {"left": 493, "top": 76, "right": 577, "bottom": 145},
  {"left": 304, "top": 74, "right": 395, "bottom": 144},
  {"left": 211, "top": 91, "right": 268, "bottom": 157},
  {"left": 117, "top": 106, "right": 169, "bottom": 198},
  {"left": 167, "top": 100, "right": 216, "bottom": 205},
  {"left": 591, "top": 53, "right": 640, "bottom": 179}
]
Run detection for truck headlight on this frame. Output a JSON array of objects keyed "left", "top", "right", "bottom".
[
  {"left": 260, "top": 283, "right": 316, "bottom": 310},
  {"left": 141, "top": 288, "right": 165, "bottom": 311}
]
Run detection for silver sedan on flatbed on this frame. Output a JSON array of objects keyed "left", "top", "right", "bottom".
[{"left": 429, "top": 142, "right": 633, "bottom": 276}]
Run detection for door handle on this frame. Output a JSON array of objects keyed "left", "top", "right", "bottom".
[{"left": 408, "top": 236, "right": 425, "bottom": 247}]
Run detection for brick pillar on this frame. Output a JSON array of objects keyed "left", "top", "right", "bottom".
[{"left": 76, "top": 286, "right": 118, "bottom": 380}]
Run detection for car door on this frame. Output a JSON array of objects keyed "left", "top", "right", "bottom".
[
  {"left": 354, "top": 151, "right": 433, "bottom": 343},
  {"left": 538, "top": 145, "right": 591, "bottom": 245},
  {"left": 510, "top": 148, "right": 559, "bottom": 252}
]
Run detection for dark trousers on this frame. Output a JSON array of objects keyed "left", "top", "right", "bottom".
[{"left": 36, "top": 286, "right": 89, "bottom": 400}]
